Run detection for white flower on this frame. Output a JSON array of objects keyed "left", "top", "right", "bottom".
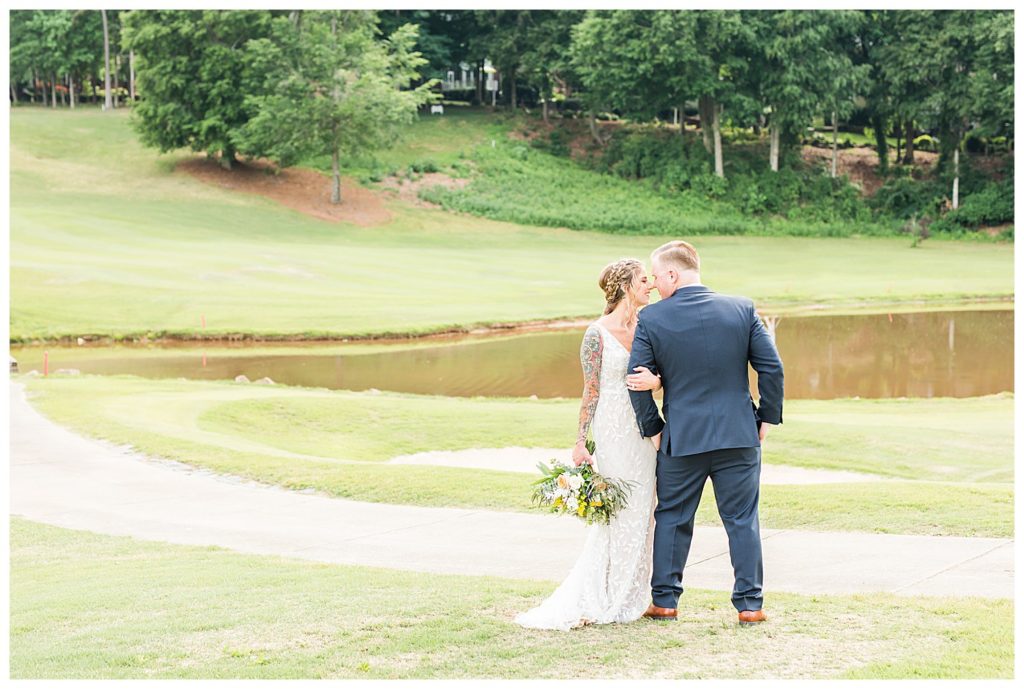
[
  {"left": 568, "top": 474, "right": 583, "bottom": 491},
  {"left": 566, "top": 497, "right": 579, "bottom": 511}
]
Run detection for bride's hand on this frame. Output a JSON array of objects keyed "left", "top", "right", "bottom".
[
  {"left": 572, "top": 440, "right": 593, "bottom": 466},
  {"left": 626, "top": 366, "right": 661, "bottom": 392}
]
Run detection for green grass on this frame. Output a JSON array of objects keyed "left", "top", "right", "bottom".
[
  {"left": 304, "top": 105, "right": 508, "bottom": 178},
  {"left": 10, "top": 108, "right": 1014, "bottom": 342},
  {"left": 20, "top": 375, "right": 1014, "bottom": 537},
  {"left": 9, "top": 517, "right": 1013, "bottom": 679},
  {"left": 425, "top": 131, "right": 897, "bottom": 238}
]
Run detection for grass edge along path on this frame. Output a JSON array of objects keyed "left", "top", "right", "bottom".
[
  {"left": 19, "top": 375, "right": 1014, "bottom": 538},
  {"left": 9, "top": 517, "right": 1014, "bottom": 680}
]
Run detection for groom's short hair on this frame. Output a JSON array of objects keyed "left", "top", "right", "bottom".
[{"left": 653, "top": 240, "right": 700, "bottom": 273}]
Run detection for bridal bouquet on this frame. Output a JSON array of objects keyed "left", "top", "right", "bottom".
[{"left": 530, "top": 442, "right": 635, "bottom": 525}]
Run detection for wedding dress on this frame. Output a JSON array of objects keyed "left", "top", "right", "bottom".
[{"left": 515, "top": 322, "right": 658, "bottom": 631}]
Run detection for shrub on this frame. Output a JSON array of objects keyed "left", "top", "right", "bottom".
[
  {"left": 931, "top": 179, "right": 1014, "bottom": 232},
  {"left": 913, "top": 134, "right": 938, "bottom": 152},
  {"left": 408, "top": 159, "right": 440, "bottom": 174}
]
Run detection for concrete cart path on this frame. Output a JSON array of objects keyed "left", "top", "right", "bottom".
[{"left": 9, "top": 382, "right": 1014, "bottom": 599}]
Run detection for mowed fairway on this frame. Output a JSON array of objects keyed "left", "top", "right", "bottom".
[
  {"left": 9, "top": 518, "right": 1012, "bottom": 679},
  {"left": 21, "top": 375, "right": 1014, "bottom": 537},
  {"left": 10, "top": 108, "right": 1014, "bottom": 341}
]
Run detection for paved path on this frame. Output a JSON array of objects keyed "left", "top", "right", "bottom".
[{"left": 9, "top": 383, "right": 1014, "bottom": 599}]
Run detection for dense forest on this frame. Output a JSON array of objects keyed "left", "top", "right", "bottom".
[{"left": 9, "top": 9, "right": 1014, "bottom": 237}]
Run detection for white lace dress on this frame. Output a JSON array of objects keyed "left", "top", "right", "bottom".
[{"left": 515, "top": 323, "right": 658, "bottom": 630}]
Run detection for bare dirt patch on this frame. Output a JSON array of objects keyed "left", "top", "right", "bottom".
[
  {"left": 377, "top": 171, "right": 470, "bottom": 209},
  {"left": 801, "top": 146, "right": 939, "bottom": 196},
  {"left": 177, "top": 155, "right": 392, "bottom": 227}
]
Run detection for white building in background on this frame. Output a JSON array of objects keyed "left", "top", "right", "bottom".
[{"left": 440, "top": 59, "right": 499, "bottom": 94}]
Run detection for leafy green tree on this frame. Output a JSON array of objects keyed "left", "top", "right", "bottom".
[
  {"left": 570, "top": 11, "right": 671, "bottom": 145},
  {"left": 121, "top": 10, "right": 277, "bottom": 168},
  {"left": 753, "top": 10, "right": 867, "bottom": 172},
  {"left": 9, "top": 11, "right": 37, "bottom": 103},
  {"left": 471, "top": 10, "right": 534, "bottom": 108},
  {"left": 234, "top": 11, "right": 436, "bottom": 204},
  {"left": 519, "top": 11, "right": 584, "bottom": 122}
]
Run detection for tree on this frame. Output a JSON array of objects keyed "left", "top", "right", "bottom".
[
  {"left": 753, "top": 10, "right": 866, "bottom": 172},
  {"left": 571, "top": 11, "right": 670, "bottom": 146},
  {"left": 121, "top": 10, "right": 277, "bottom": 168},
  {"left": 688, "top": 10, "right": 754, "bottom": 177},
  {"left": 234, "top": 11, "right": 436, "bottom": 204},
  {"left": 101, "top": 10, "right": 113, "bottom": 110},
  {"left": 520, "top": 11, "right": 583, "bottom": 123},
  {"left": 471, "top": 10, "right": 534, "bottom": 109}
]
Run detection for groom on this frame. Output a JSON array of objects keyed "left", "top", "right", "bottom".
[{"left": 627, "top": 240, "right": 784, "bottom": 625}]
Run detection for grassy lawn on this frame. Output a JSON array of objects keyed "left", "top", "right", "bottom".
[
  {"left": 9, "top": 518, "right": 1013, "bottom": 679},
  {"left": 21, "top": 375, "right": 1014, "bottom": 537},
  {"left": 10, "top": 108, "right": 1014, "bottom": 342}
]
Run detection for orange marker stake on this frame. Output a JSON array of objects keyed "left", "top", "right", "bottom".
[
  {"left": 43, "top": 351, "right": 48, "bottom": 377},
  {"left": 202, "top": 352, "right": 207, "bottom": 368},
  {"left": 888, "top": 313, "right": 893, "bottom": 323}
]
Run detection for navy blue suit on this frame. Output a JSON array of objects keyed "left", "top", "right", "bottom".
[{"left": 628, "top": 284, "right": 784, "bottom": 611}]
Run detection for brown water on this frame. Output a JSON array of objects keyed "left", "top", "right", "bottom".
[{"left": 11, "top": 310, "right": 1013, "bottom": 400}]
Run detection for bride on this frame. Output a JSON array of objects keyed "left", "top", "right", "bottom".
[{"left": 515, "top": 258, "right": 662, "bottom": 630}]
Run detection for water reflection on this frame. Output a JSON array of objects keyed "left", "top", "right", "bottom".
[{"left": 11, "top": 310, "right": 1013, "bottom": 400}]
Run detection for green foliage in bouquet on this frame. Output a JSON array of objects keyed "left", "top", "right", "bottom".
[{"left": 530, "top": 441, "right": 636, "bottom": 525}]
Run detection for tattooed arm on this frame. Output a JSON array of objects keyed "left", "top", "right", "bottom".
[{"left": 573, "top": 324, "right": 603, "bottom": 466}]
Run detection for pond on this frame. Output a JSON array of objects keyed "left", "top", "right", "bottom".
[{"left": 11, "top": 309, "right": 1013, "bottom": 400}]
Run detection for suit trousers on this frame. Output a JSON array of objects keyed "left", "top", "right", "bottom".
[{"left": 651, "top": 445, "right": 763, "bottom": 612}]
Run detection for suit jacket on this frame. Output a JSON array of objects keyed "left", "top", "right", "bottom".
[{"left": 628, "top": 285, "right": 784, "bottom": 458}]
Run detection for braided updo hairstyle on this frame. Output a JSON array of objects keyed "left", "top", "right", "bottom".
[{"left": 598, "top": 258, "right": 644, "bottom": 316}]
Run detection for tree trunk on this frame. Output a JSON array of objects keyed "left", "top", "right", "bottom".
[
  {"left": 50, "top": 73, "right": 57, "bottom": 108},
  {"left": 871, "top": 114, "right": 888, "bottom": 174},
  {"left": 475, "top": 60, "right": 483, "bottom": 105},
  {"left": 101, "top": 9, "right": 113, "bottom": 111},
  {"left": 952, "top": 143, "right": 960, "bottom": 210},
  {"left": 678, "top": 104, "right": 685, "bottom": 136},
  {"left": 831, "top": 110, "right": 838, "bottom": 178},
  {"left": 491, "top": 71, "right": 498, "bottom": 107},
  {"left": 713, "top": 102, "right": 724, "bottom": 178},
  {"left": 113, "top": 54, "right": 120, "bottom": 108},
  {"left": 903, "top": 120, "right": 915, "bottom": 165},
  {"left": 588, "top": 110, "right": 607, "bottom": 146},
  {"left": 10, "top": 82, "right": 17, "bottom": 103},
  {"left": 69, "top": 74, "right": 75, "bottom": 109},
  {"left": 509, "top": 67, "right": 517, "bottom": 110},
  {"left": 699, "top": 95, "right": 713, "bottom": 154},
  {"left": 542, "top": 97, "right": 548, "bottom": 124},
  {"left": 129, "top": 49, "right": 136, "bottom": 102},
  {"left": 769, "top": 119, "right": 780, "bottom": 172},
  {"left": 331, "top": 146, "right": 342, "bottom": 204}
]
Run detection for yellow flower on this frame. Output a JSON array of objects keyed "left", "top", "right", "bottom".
[
  {"left": 554, "top": 498, "right": 563, "bottom": 507},
  {"left": 577, "top": 506, "right": 586, "bottom": 516},
  {"left": 590, "top": 501, "right": 602, "bottom": 507}
]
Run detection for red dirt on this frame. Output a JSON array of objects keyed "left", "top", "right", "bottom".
[
  {"left": 801, "top": 146, "right": 939, "bottom": 196},
  {"left": 177, "top": 155, "right": 392, "bottom": 226}
]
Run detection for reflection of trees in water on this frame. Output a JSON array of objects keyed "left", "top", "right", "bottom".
[
  {"left": 775, "top": 311, "right": 1012, "bottom": 399},
  {"left": 11, "top": 311, "right": 1013, "bottom": 400}
]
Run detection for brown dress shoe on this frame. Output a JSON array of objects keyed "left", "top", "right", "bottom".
[
  {"left": 738, "top": 610, "right": 767, "bottom": 625},
  {"left": 642, "top": 604, "right": 677, "bottom": 621}
]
